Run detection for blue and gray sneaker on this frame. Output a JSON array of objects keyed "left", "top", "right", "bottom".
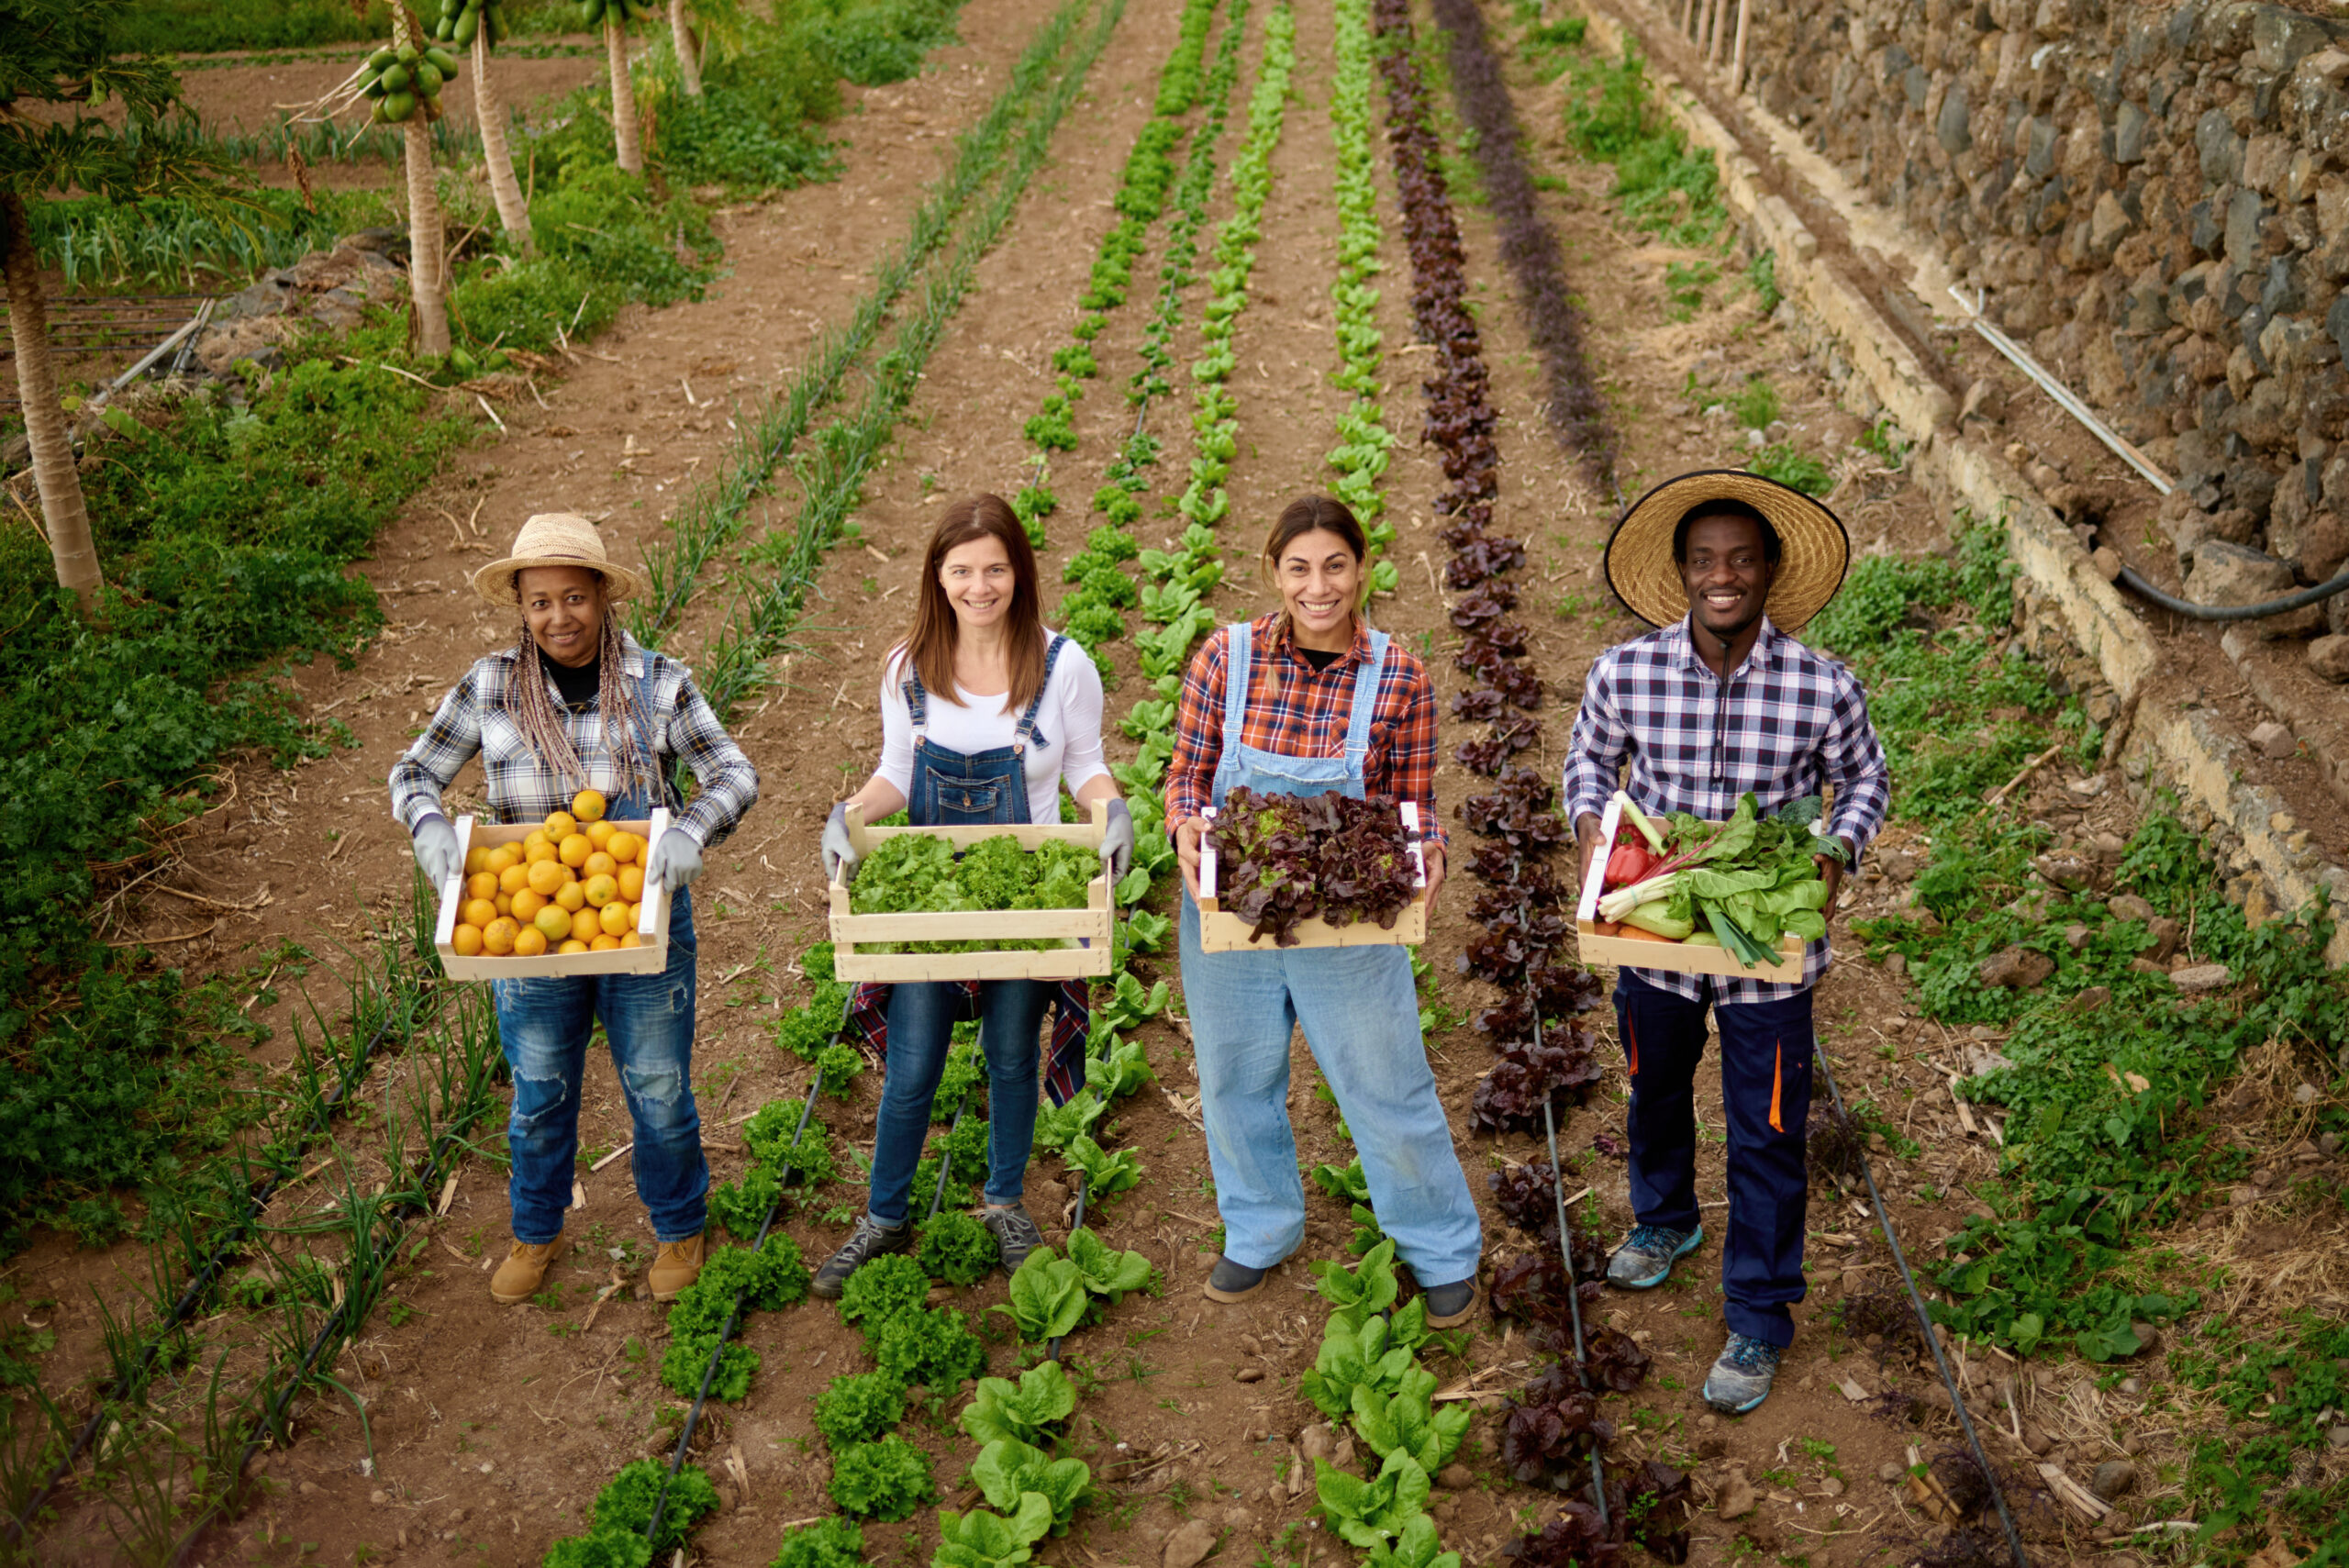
[
  {"left": 1702, "top": 1332, "right": 1783, "bottom": 1414},
  {"left": 1605, "top": 1223, "right": 1704, "bottom": 1289}
]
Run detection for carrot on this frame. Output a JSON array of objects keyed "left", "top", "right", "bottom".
[{"left": 1588, "top": 919, "right": 1622, "bottom": 936}]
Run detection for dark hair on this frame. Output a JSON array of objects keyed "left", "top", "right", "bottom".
[
  {"left": 1263, "top": 495, "right": 1367, "bottom": 572},
  {"left": 1671, "top": 497, "right": 1781, "bottom": 564},
  {"left": 896, "top": 495, "right": 1047, "bottom": 714}
]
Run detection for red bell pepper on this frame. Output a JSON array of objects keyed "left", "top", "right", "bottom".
[{"left": 1603, "top": 836, "right": 1653, "bottom": 889}]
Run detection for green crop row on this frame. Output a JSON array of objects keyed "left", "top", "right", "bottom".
[{"left": 1323, "top": 0, "right": 1398, "bottom": 591}]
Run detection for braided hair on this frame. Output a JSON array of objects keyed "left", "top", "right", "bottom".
[{"left": 505, "top": 607, "right": 658, "bottom": 806}]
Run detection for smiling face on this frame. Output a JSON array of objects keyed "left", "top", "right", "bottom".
[
  {"left": 517, "top": 565, "right": 607, "bottom": 668},
  {"left": 1676, "top": 511, "right": 1776, "bottom": 646},
  {"left": 1275, "top": 528, "right": 1364, "bottom": 651},
  {"left": 938, "top": 533, "right": 1018, "bottom": 632}
]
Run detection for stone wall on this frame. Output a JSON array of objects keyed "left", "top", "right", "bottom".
[{"left": 1742, "top": 0, "right": 2349, "bottom": 602}]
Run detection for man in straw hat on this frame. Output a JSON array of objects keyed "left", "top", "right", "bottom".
[
  {"left": 1563, "top": 471, "right": 1889, "bottom": 1415},
  {"left": 390, "top": 514, "right": 760, "bottom": 1306}
]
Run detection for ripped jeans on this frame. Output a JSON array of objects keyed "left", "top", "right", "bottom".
[{"left": 490, "top": 891, "right": 706, "bottom": 1243}]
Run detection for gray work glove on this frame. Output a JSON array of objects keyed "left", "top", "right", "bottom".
[
  {"left": 1100, "top": 797, "right": 1135, "bottom": 880},
  {"left": 822, "top": 802, "right": 861, "bottom": 885},
  {"left": 412, "top": 813, "right": 462, "bottom": 890},
  {"left": 645, "top": 829, "right": 703, "bottom": 893}
]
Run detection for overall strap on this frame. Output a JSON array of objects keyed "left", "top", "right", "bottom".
[
  {"left": 1341, "top": 631, "right": 1390, "bottom": 774},
  {"left": 1219, "top": 622, "right": 1252, "bottom": 761},
  {"left": 1011, "top": 634, "right": 1066, "bottom": 755},
  {"left": 900, "top": 653, "right": 930, "bottom": 737}
]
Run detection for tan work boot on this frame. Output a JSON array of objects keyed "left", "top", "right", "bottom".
[
  {"left": 490, "top": 1236, "right": 565, "bottom": 1305},
  {"left": 649, "top": 1232, "right": 707, "bottom": 1301}
]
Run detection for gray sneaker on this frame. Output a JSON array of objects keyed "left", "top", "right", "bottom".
[
  {"left": 979, "top": 1203, "right": 1045, "bottom": 1274},
  {"left": 1702, "top": 1332, "right": 1783, "bottom": 1414},
  {"left": 1606, "top": 1222, "right": 1703, "bottom": 1289},
  {"left": 810, "top": 1213, "right": 913, "bottom": 1299}
]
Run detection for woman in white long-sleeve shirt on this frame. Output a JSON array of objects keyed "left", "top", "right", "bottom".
[{"left": 811, "top": 495, "right": 1132, "bottom": 1296}]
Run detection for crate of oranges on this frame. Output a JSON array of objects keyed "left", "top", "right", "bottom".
[{"left": 431, "top": 789, "right": 674, "bottom": 978}]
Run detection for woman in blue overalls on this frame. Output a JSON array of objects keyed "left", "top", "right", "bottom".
[
  {"left": 1167, "top": 496, "right": 1483, "bottom": 1325},
  {"left": 813, "top": 495, "right": 1133, "bottom": 1296}
]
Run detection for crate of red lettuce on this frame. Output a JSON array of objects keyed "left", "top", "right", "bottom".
[
  {"left": 1197, "top": 789, "right": 1430, "bottom": 951},
  {"left": 1574, "top": 791, "right": 1838, "bottom": 981}
]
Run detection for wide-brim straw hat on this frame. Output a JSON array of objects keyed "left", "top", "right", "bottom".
[
  {"left": 1603, "top": 469, "right": 1851, "bottom": 634},
  {"left": 473, "top": 513, "right": 645, "bottom": 606}
]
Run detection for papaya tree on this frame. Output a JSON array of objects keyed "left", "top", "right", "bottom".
[
  {"left": 355, "top": 5, "right": 455, "bottom": 353},
  {"left": 0, "top": 0, "right": 236, "bottom": 606},
  {"left": 669, "top": 0, "right": 703, "bottom": 96},
  {"left": 432, "top": 0, "right": 531, "bottom": 254},
  {"left": 582, "top": 0, "right": 659, "bottom": 174}
]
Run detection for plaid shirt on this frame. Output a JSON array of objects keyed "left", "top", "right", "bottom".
[
  {"left": 388, "top": 631, "right": 758, "bottom": 847},
  {"left": 1165, "top": 613, "right": 1447, "bottom": 851},
  {"left": 1563, "top": 616, "right": 1890, "bottom": 1003},
  {"left": 847, "top": 981, "right": 1091, "bottom": 1106}
]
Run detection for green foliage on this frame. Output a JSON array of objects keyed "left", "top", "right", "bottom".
[
  {"left": 543, "top": 1531, "right": 655, "bottom": 1568},
  {"left": 1744, "top": 248, "right": 1781, "bottom": 314},
  {"left": 815, "top": 1040, "right": 865, "bottom": 1099},
  {"left": 662, "top": 41, "right": 842, "bottom": 195},
  {"left": 770, "top": 1517, "right": 866, "bottom": 1568},
  {"left": 969, "top": 1437, "right": 1091, "bottom": 1534},
  {"left": 1745, "top": 442, "right": 1831, "bottom": 496},
  {"left": 661, "top": 1332, "right": 759, "bottom": 1401},
  {"left": 1315, "top": 1449, "right": 1433, "bottom": 1549},
  {"left": 665, "top": 1234, "right": 810, "bottom": 1342},
  {"left": 848, "top": 835, "right": 1099, "bottom": 952},
  {"left": 1558, "top": 44, "right": 1727, "bottom": 248},
  {"left": 805, "top": 0, "right": 968, "bottom": 86},
  {"left": 106, "top": 0, "right": 397, "bottom": 50},
  {"left": 1062, "top": 1135, "right": 1141, "bottom": 1205},
  {"left": 995, "top": 1249, "right": 1089, "bottom": 1342},
  {"left": 708, "top": 1164, "right": 784, "bottom": 1240},
  {"left": 590, "top": 1459, "right": 719, "bottom": 1552},
  {"left": 959, "top": 1361, "right": 1078, "bottom": 1448},
  {"left": 829, "top": 1433, "right": 938, "bottom": 1520},
  {"left": 917, "top": 1207, "right": 1001, "bottom": 1286},
  {"left": 1351, "top": 1382, "right": 1471, "bottom": 1473},
  {"left": 814, "top": 1368, "right": 907, "bottom": 1450},
  {"left": 838, "top": 1251, "right": 930, "bottom": 1328},
  {"left": 1730, "top": 375, "right": 1778, "bottom": 430},
  {"left": 934, "top": 1495, "right": 1053, "bottom": 1568},
  {"left": 873, "top": 1304, "right": 986, "bottom": 1390}
]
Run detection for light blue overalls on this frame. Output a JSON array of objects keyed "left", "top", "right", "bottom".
[{"left": 1176, "top": 620, "right": 1483, "bottom": 1284}]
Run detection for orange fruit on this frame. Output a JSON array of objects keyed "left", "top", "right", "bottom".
[
  {"left": 512, "top": 887, "right": 546, "bottom": 923},
  {"left": 606, "top": 830, "right": 641, "bottom": 865},
  {"left": 544, "top": 810, "right": 579, "bottom": 840},
  {"left": 483, "top": 917, "right": 519, "bottom": 955},
  {"left": 590, "top": 934, "right": 620, "bottom": 951},
  {"left": 513, "top": 926, "right": 549, "bottom": 957},
  {"left": 584, "top": 819, "right": 616, "bottom": 851},
  {"left": 486, "top": 843, "right": 522, "bottom": 875},
  {"left": 495, "top": 892, "right": 513, "bottom": 917},
  {"left": 570, "top": 907, "right": 603, "bottom": 943},
  {"left": 558, "top": 939, "right": 590, "bottom": 955},
  {"left": 464, "top": 846, "right": 492, "bottom": 876},
  {"left": 619, "top": 931, "right": 643, "bottom": 949},
  {"left": 525, "top": 840, "right": 559, "bottom": 867},
  {"left": 583, "top": 873, "right": 618, "bottom": 908},
  {"left": 554, "top": 881, "right": 587, "bottom": 913},
  {"left": 617, "top": 863, "right": 645, "bottom": 902},
  {"left": 533, "top": 906, "right": 573, "bottom": 943},
  {"left": 559, "top": 833, "right": 592, "bottom": 868},
  {"left": 527, "top": 859, "right": 567, "bottom": 897},
  {"left": 599, "top": 901, "right": 632, "bottom": 937},
  {"left": 573, "top": 789, "right": 607, "bottom": 824},
  {"left": 451, "top": 923, "right": 484, "bottom": 957},
  {"left": 462, "top": 897, "right": 498, "bottom": 929},
  {"left": 583, "top": 851, "right": 617, "bottom": 880},
  {"left": 498, "top": 863, "right": 531, "bottom": 895},
  {"left": 524, "top": 828, "right": 550, "bottom": 851},
  {"left": 466, "top": 871, "right": 499, "bottom": 902}
]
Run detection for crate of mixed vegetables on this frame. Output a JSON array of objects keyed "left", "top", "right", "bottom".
[
  {"left": 1197, "top": 789, "right": 1429, "bottom": 951},
  {"left": 827, "top": 800, "right": 1116, "bottom": 983},
  {"left": 1574, "top": 791, "right": 1842, "bottom": 983}
]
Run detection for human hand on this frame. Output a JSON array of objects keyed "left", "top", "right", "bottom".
[
  {"left": 1575, "top": 813, "right": 1607, "bottom": 893},
  {"left": 822, "top": 802, "right": 860, "bottom": 885},
  {"left": 412, "top": 814, "right": 462, "bottom": 890},
  {"left": 1421, "top": 845, "right": 1447, "bottom": 919},
  {"left": 647, "top": 829, "right": 703, "bottom": 893},
  {"left": 1815, "top": 849, "right": 1845, "bottom": 920},
  {"left": 1175, "top": 817, "right": 1204, "bottom": 902},
  {"left": 1100, "top": 798, "right": 1135, "bottom": 880}
]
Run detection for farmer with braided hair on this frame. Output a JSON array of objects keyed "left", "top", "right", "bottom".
[{"left": 390, "top": 514, "right": 759, "bottom": 1306}]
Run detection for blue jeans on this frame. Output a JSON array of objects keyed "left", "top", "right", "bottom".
[
  {"left": 1613, "top": 970, "right": 1815, "bottom": 1349},
  {"left": 1177, "top": 895, "right": 1483, "bottom": 1284},
  {"left": 866, "top": 980, "right": 1048, "bottom": 1226},
  {"left": 491, "top": 892, "right": 706, "bottom": 1243}
]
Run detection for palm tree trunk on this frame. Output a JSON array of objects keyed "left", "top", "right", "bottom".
[
  {"left": 669, "top": 0, "right": 702, "bottom": 96},
  {"left": 607, "top": 17, "right": 644, "bottom": 173},
  {"left": 473, "top": 30, "right": 534, "bottom": 255},
  {"left": 405, "top": 119, "right": 451, "bottom": 354},
  {"left": 1, "top": 193, "right": 102, "bottom": 607}
]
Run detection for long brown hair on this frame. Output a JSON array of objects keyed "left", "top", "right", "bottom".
[
  {"left": 895, "top": 494, "right": 1048, "bottom": 714},
  {"left": 1262, "top": 495, "right": 1372, "bottom": 634}
]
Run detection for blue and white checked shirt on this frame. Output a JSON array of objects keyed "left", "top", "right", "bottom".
[{"left": 1562, "top": 616, "right": 1890, "bottom": 1003}]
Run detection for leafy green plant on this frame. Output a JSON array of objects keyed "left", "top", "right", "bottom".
[
  {"left": 1315, "top": 1449, "right": 1433, "bottom": 1549},
  {"left": 1065, "top": 1229, "right": 1153, "bottom": 1302},
  {"left": 838, "top": 1252, "right": 930, "bottom": 1328},
  {"left": 1730, "top": 375, "right": 1778, "bottom": 430},
  {"left": 588, "top": 1458, "right": 719, "bottom": 1551},
  {"left": 960, "top": 1362, "right": 1078, "bottom": 1448},
  {"left": 934, "top": 1493, "right": 1053, "bottom": 1568},
  {"left": 1301, "top": 1311, "right": 1424, "bottom": 1419},
  {"left": 769, "top": 1516, "right": 866, "bottom": 1568},
  {"left": 1745, "top": 442, "right": 1831, "bottom": 496},
  {"left": 814, "top": 1369, "right": 907, "bottom": 1450},
  {"left": 969, "top": 1437, "right": 1092, "bottom": 1533},
  {"left": 828, "top": 1432, "right": 937, "bottom": 1521},
  {"left": 918, "top": 1209, "right": 1002, "bottom": 1287},
  {"left": 996, "top": 1250, "right": 1090, "bottom": 1342},
  {"left": 1063, "top": 1135, "right": 1141, "bottom": 1204},
  {"left": 872, "top": 1305, "right": 986, "bottom": 1390},
  {"left": 1351, "top": 1382, "right": 1470, "bottom": 1473}
]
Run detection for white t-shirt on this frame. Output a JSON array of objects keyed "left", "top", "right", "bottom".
[{"left": 875, "top": 636, "right": 1111, "bottom": 824}]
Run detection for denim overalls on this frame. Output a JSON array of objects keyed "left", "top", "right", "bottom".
[
  {"left": 863, "top": 638, "right": 1069, "bottom": 1226},
  {"left": 493, "top": 669, "right": 704, "bottom": 1246},
  {"left": 1177, "top": 620, "right": 1483, "bottom": 1285}
]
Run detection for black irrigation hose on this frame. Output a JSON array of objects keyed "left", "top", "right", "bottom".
[
  {"left": 1045, "top": 1171, "right": 1091, "bottom": 1365},
  {"left": 2113, "top": 562, "right": 2349, "bottom": 622},
  {"left": 6, "top": 975, "right": 439, "bottom": 1547},
  {"left": 1810, "top": 1045, "right": 2031, "bottom": 1568}
]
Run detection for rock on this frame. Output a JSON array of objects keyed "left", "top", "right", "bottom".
[
  {"left": 2310, "top": 636, "right": 2349, "bottom": 683},
  {"left": 1960, "top": 378, "right": 2007, "bottom": 425},
  {"left": 1163, "top": 1518, "right": 1219, "bottom": 1568},
  {"left": 1884, "top": 951, "right": 1908, "bottom": 978},
  {"left": 1235, "top": 1366, "right": 1265, "bottom": 1384},
  {"left": 1820, "top": 1475, "right": 1845, "bottom": 1498},
  {"left": 298, "top": 1481, "right": 323, "bottom": 1498},
  {"left": 1299, "top": 1424, "right": 1334, "bottom": 1463},
  {"left": 2035, "top": 852, "right": 2098, "bottom": 891},
  {"left": 2092, "top": 546, "right": 2125, "bottom": 582},
  {"left": 2250, "top": 720, "right": 2299, "bottom": 760},
  {"left": 1717, "top": 1466, "right": 1757, "bottom": 1521},
  {"left": 2329, "top": 1425, "right": 2349, "bottom": 1450},
  {"left": 2145, "top": 916, "right": 2183, "bottom": 962},
  {"left": 2164, "top": 506, "right": 2258, "bottom": 563},
  {"left": 1331, "top": 1436, "right": 1356, "bottom": 1472},
  {"left": 1437, "top": 1463, "right": 1475, "bottom": 1491},
  {"left": 2108, "top": 893, "right": 2156, "bottom": 924},
  {"left": 1879, "top": 849, "right": 1919, "bottom": 882},
  {"left": 370, "top": 1490, "right": 389, "bottom": 1506},
  {"left": 2064, "top": 923, "right": 2092, "bottom": 951},
  {"left": 1936, "top": 81, "right": 1972, "bottom": 156},
  {"left": 2022, "top": 1424, "right": 2054, "bottom": 1456},
  {"left": 2187, "top": 540, "right": 2324, "bottom": 637},
  {"left": 1878, "top": 1462, "right": 1903, "bottom": 1483},
  {"left": 2170, "top": 963, "right": 2232, "bottom": 993},
  {"left": 2090, "top": 1460, "right": 2137, "bottom": 1501},
  {"left": 1221, "top": 1507, "right": 1253, "bottom": 1531},
  {"left": 2068, "top": 984, "right": 2113, "bottom": 1012},
  {"left": 1979, "top": 947, "right": 2055, "bottom": 990}
]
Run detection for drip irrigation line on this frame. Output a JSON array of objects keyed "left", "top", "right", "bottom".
[
  {"left": 1045, "top": 1171, "right": 1091, "bottom": 1364},
  {"left": 7, "top": 965, "right": 441, "bottom": 1547},
  {"left": 1810, "top": 1042, "right": 2031, "bottom": 1568},
  {"left": 2112, "top": 562, "right": 2349, "bottom": 621}
]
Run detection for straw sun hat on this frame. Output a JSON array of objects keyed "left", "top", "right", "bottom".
[
  {"left": 473, "top": 513, "right": 646, "bottom": 606},
  {"left": 1602, "top": 469, "right": 1851, "bottom": 634}
]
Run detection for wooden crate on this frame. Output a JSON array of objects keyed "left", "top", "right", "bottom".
[
  {"left": 1574, "top": 796, "right": 1805, "bottom": 983},
  {"left": 1196, "top": 800, "right": 1431, "bottom": 952},
  {"left": 827, "top": 800, "right": 1117, "bottom": 983},
  {"left": 433, "top": 809, "right": 674, "bottom": 980}
]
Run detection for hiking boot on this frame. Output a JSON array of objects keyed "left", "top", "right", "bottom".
[
  {"left": 649, "top": 1233, "right": 707, "bottom": 1302},
  {"left": 490, "top": 1236, "right": 565, "bottom": 1305},
  {"left": 1606, "top": 1223, "right": 1704, "bottom": 1290},
  {"left": 1202, "top": 1255, "right": 1273, "bottom": 1304},
  {"left": 979, "top": 1203, "right": 1045, "bottom": 1274},
  {"left": 810, "top": 1213, "right": 914, "bottom": 1299},
  {"left": 1419, "top": 1277, "right": 1480, "bottom": 1329},
  {"left": 1703, "top": 1332, "right": 1784, "bottom": 1415}
]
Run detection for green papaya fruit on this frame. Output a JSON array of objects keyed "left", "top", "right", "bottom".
[
  {"left": 450, "top": 348, "right": 480, "bottom": 375},
  {"left": 380, "top": 61, "right": 410, "bottom": 92},
  {"left": 577, "top": 0, "right": 601, "bottom": 24},
  {"left": 454, "top": 10, "right": 478, "bottom": 45},
  {"left": 425, "top": 46, "right": 457, "bottom": 73},
  {"left": 396, "top": 42, "right": 418, "bottom": 61},
  {"left": 413, "top": 62, "right": 441, "bottom": 95},
  {"left": 371, "top": 100, "right": 390, "bottom": 123},
  {"left": 362, "top": 76, "right": 387, "bottom": 98},
  {"left": 383, "top": 89, "right": 417, "bottom": 122},
  {"left": 367, "top": 46, "right": 397, "bottom": 70}
]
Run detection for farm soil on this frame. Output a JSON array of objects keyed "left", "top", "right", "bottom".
[{"left": 19, "top": 2, "right": 2214, "bottom": 1563}]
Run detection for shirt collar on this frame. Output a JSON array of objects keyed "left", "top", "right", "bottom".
[
  {"left": 1669, "top": 613, "right": 1780, "bottom": 680},
  {"left": 1269, "top": 612, "right": 1372, "bottom": 671}
]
